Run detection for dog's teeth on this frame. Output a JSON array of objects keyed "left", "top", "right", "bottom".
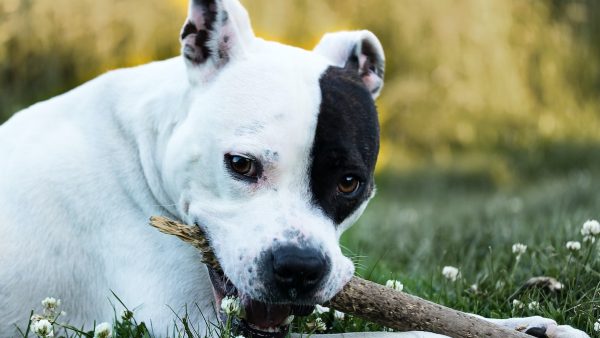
[
  {"left": 282, "top": 315, "right": 294, "bottom": 325},
  {"left": 248, "top": 323, "right": 281, "bottom": 333}
]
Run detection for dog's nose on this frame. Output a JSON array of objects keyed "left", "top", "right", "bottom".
[{"left": 271, "top": 246, "right": 328, "bottom": 295}]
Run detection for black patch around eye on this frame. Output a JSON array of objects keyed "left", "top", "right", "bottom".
[{"left": 309, "top": 66, "right": 380, "bottom": 224}]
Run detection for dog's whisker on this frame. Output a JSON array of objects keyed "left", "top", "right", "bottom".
[{"left": 151, "top": 203, "right": 178, "bottom": 208}]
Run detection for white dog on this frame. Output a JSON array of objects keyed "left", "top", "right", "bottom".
[{"left": 0, "top": 1, "right": 589, "bottom": 337}]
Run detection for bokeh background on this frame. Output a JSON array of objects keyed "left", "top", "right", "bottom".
[{"left": 1, "top": 0, "right": 600, "bottom": 289}]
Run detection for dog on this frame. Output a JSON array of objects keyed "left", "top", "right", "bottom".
[{"left": 0, "top": 1, "right": 590, "bottom": 337}]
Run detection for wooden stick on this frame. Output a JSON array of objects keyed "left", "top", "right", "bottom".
[{"left": 149, "top": 216, "right": 529, "bottom": 338}]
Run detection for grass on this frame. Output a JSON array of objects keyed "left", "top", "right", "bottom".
[
  {"left": 19, "top": 169, "right": 600, "bottom": 337},
  {"left": 344, "top": 168, "right": 600, "bottom": 334}
]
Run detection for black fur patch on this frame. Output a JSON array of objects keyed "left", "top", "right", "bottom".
[
  {"left": 180, "top": 21, "right": 198, "bottom": 40},
  {"left": 309, "top": 66, "right": 380, "bottom": 224}
]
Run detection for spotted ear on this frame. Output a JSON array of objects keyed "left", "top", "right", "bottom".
[
  {"left": 180, "top": 0, "right": 254, "bottom": 84},
  {"left": 314, "top": 30, "right": 385, "bottom": 99}
]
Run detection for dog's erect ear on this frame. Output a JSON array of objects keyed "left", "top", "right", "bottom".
[
  {"left": 180, "top": 0, "right": 254, "bottom": 83},
  {"left": 314, "top": 30, "right": 385, "bottom": 99}
]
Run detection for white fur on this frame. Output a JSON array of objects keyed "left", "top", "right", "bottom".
[{"left": 0, "top": 0, "right": 589, "bottom": 337}]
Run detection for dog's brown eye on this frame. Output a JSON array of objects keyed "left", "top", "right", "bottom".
[
  {"left": 338, "top": 175, "right": 360, "bottom": 195},
  {"left": 228, "top": 155, "right": 257, "bottom": 178}
]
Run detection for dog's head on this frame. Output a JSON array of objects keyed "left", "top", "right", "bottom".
[{"left": 161, "top": 0, "right": 384, "bottom": 335}]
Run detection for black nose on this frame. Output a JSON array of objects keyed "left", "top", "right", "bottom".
[{"left": 271, "top": 246, "right": 328, "bottom": 295}]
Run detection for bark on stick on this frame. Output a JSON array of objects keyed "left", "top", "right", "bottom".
[{"left": 149, "top": 216, "right": 529, "bottom": 338}]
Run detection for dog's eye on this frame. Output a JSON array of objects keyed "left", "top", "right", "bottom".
[
  {"left": 337, "top": 175, "right": 361, "bottom": 195},
  {"left": 226, "top": 154, "right": 258, "bottom": 179}
]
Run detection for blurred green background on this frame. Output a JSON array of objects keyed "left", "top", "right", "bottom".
[{"left": 1, "top": 0, "right": 599, "bottom": 284}]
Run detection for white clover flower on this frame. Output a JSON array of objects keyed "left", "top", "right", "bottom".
[
  {"left": 41, "top": 297, "right": 60, "bottom": 309},
  {"left": 527, "top": 301, "right": 540, "bottom": 311},
  {"left": 553, "top": 281, "right": 564, "bottom": 290},
  {"left": 385, "top": 279, "right": 404, "bottom": 291},
  {"left": 582, "top": 220, "right": 600, "bottom": 236},
  {"left": 442, "top": 266, "right": 460, "bottom": 282},
  {"left": 566, "top": 241, "right": 581, "bottom": 251},
  {"left": 221, "top": 296, "right": 242, "bottom": 317},
  {"left": 41, "top": 297, "right": 61, "bottom": 319},
  {"left": 313, "top": 317, "right": 327, "bottom": 332},
  {"left": 594, "top": 321, "right": 600, "bottom": 332},
  {"left": 333, "top": 310, "right": 345, "bottom": 321},
  {"left": 94, "top": 322, "right": 112, "bottom": 338},
  {"left": 31, "top": 319, "right": 53, "bottom": 338},
  {"left": 314, "top": 304, "right": 330, "bottom": 314},
  {"left": 512, "top": 299, "right": 524, "bottom": 309},
  {"left": 469, "top": 284, "right": 479, "bottom": 292},
  {"left": 512, "top": 243, "right": 527, "bottom": 257},
  {"left": 584, "top": 235, "right": 596, "bottom": 243}
]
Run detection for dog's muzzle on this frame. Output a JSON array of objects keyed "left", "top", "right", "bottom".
[
  {"left": 208, "top": 246, "right": 330, "bottom": 338},
  {"left": 208, "top": 268, "right": 313, "bottom": 338},
  {"left": 269, "top": 245, "right": 329, "bottom": 298}
]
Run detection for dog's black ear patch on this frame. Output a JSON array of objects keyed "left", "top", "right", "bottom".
[
  {"left": 180, "top": 0, "right": 230, "bottom": 65},
  {"left": 309, "top": 65, "right": 380, "bottom": 224}
]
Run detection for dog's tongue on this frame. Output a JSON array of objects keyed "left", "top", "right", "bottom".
[{"left": 243, "top": 299, "right": 292, "bottom": 329}]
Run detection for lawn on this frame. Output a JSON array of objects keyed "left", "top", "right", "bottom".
[
  {"left": 342, "top": 168, "right": 600, "bottom": 334},
  {"left": 20, "top": 169, "right": 600, "bottom": 337}
]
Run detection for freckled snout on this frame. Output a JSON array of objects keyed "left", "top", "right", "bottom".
[{"left": 269, "top": 246, "right": 329, "bottom": 298}]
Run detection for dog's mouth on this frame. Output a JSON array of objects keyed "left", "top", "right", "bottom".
[{"left": 208, "top": 267, "right": 314, "bottom": 338}]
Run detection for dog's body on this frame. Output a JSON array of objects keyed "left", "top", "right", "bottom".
[
  {"left": 0, "top": 57, "right": 216, "bottom": 333},
  {"left": 0, "top": 1, "right": 589, "bottom": 337}
]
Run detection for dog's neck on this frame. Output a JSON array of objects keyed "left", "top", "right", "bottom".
[{"left": 98, "top": 57, "right": 192, "bottom": 220}]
